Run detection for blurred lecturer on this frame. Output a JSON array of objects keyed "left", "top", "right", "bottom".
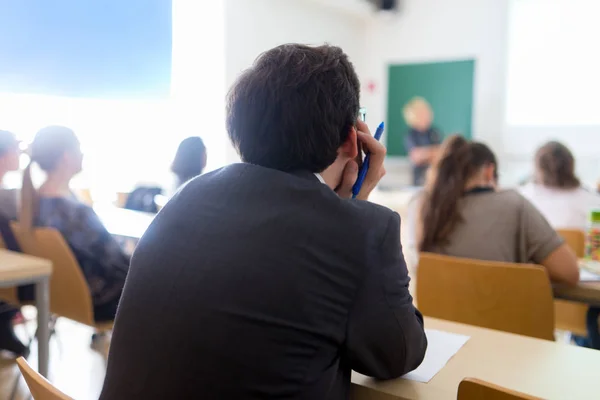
[{"left": 403, "top": 97, "right": 441, "bottom": 186}]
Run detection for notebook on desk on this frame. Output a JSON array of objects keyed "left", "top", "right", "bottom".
[
  {"left": 579, "top": 260, "right": 600, "bottom": 282},
  {"left": 402, "top": 329, "right": 470, "bottom": 383}
]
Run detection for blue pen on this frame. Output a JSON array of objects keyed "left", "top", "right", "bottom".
[{"left": 352, "top": 122, "right": 385, "bottom": 199}]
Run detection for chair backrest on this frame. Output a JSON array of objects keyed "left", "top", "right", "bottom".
[
  {"left": 417, "top": 253, "right": 555, "bottom": 340},
  {"left": 557, "top": 229, "right": 585, "bottom": 257},
  {"left": 11, "top": 223, "right": 95, "bottom": 326},
  {"left": 16, "top": 357, "right": 72, "bottom": 400},
  {"left": 457, "top": 378, "right": 542, "bottom": 400}
]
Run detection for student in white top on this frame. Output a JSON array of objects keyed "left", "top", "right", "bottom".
[{"left": 519, "top": 141, "right": 600, "bottom": 231}]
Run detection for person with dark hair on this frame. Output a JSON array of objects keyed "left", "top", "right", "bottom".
[
  {"left": 171, "top": 136, "right": 206, "bottom": 188},
  {"left": 125, "top": 137, "right": 206, "bottom": 213},
  {"left": 417, "top": 135, "right": 579, "bottom": 286},
  {"left": 21, "top": 126, "right": 129, "bottom": 321},
  {"left": 520, "top": 141, "right": 600, "bottom": 230},
  {"left": 101, "top": 44, "right": 426, "bottom": 400}
]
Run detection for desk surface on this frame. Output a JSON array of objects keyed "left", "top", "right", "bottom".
[
  {"left": 352, "top": 318, "right": 600, "bottom": 400},
  {"left": 0, "top": 249, "right": 52, "bottom": 284},
  {"left": 94, "top": 205, "right": 155, "bottom": 239},
  {"left": 554, "top": 281, "right": 600, "bottom": 307},
  {"left": 553, "top": 261, "right": 600, "bottom": 306}
]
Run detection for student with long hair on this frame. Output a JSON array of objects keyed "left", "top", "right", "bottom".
[
  {"left": 520, "top": 141, "right": 600, "bottom": 230},
  {"left": 418, "top": 135, "right": 579, "bottom": 286},
  {"left": 21, "top": 126, "right": 129, "bottom": 321},
  {"left": 171, "top": 136, "right": 207, "bottom": 189}
]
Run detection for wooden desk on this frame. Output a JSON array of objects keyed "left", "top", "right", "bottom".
[
  {"left": 554, "top": 262, "right": 600, "bottom": 306},
  {"left": 93, "top": 205, "right": 155, "bottom": 240},
  {"left": 352, "top": 318, "right": 600, "bottom": 400},
  {"left": 0, "top": 250, "right": 52, "bottom": 377},
  {"left": 554, "top": 281, "right": 600, "bottom": 307}
]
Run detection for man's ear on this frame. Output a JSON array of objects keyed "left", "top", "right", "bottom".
[{"left": 339, "top": 127, "right": 358, "bottom": 159}]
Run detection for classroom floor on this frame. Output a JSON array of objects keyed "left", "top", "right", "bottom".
[{"left": 0, "top": 308, "right": 107, "bottom": 400}]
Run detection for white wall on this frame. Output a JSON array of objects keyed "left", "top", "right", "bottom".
[
  {"left": 361, "top": 0, "right": 598, "bottom": 187},
  {"left": 224, "top": 0, "right": 368, "bottom": 163},
  {"left": 361, "top": 0, "right": 509, "bottom": 155}
]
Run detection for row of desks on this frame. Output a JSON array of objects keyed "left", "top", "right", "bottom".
[
  {"left": 3, "top": 207, "right": 600, "bottom": 397},
  {"left": 353, "top": 318, "right": 600, "bottom": 400},
  {"left": 95, "top": 206, "right": 600, "bottom": 398}
]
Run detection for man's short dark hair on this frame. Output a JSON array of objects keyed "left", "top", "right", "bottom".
[{"left": 226, "top": 44, "right": 360, "bottom": 172}]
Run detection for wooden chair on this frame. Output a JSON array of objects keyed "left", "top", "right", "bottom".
[
  {"left": 458, "top": 378, "right": 542, "bottom": 400},
  {"left": 16, "top": 357, "right": 72, "bottom": 400},
  {"left": 417, "top": 253, "right": 555, "bottom": 340},
  {"left": 2, "top": 223, "right": 112, "bottom": 330},
  {"left": 115, "top": 191, "right": 129, "bottom": 208},
  {"left": 555, "top": 229, "right": 588, "bottom": 336},
  {"left": 557, "top": 229, "right": 585, "bottom": 257}
]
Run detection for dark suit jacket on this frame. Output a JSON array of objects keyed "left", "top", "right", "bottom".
[{"left": 100, "top": 163, "right": 427, "bottom": 400}]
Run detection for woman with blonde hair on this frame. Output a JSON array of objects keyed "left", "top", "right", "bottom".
[
  {"left": 20, "top": 126, "right": 129, "bottom": 321},
  {"left": 418, "top": 135, "right": 579, "bottom": 286},
  {"left": 403, "top": 97, "right": 442, "bottom": 186},
  {"left": 520, "top": 141, "right": 600, "bottom": 230}
]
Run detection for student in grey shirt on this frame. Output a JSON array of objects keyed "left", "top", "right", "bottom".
[{"left": 416, "top": 135, "right": 579, "bottom": 286}]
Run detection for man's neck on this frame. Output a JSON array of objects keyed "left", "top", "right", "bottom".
[{"left": 319, "top": 164, "right": 344, "bottom": 190}]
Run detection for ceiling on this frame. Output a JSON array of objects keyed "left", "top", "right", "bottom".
[{"left": 302, "top": 0, "right": 374, "bottom": 18}]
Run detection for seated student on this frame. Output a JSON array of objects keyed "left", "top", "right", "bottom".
[
  {"left": 171, "top": 136, "right": 207, "bottom": 190},
  {"left": 0, "top": 130, "right": 21, "bottom": 219},
  {"left": 124, "top": 137, "right": 207, "bottom": 212},
  {"left": 101, "top": 44, "right": 427, "bottom": 400},
  {"left": 520, "top": 141, "right": 600, "bottom": 231},
  {"left": 418, "top": 135, "right": 579, "bottom": 286},
  {"left": 0, "top": 130, "right": 27, "bottom": 356},
  {"left": 20, "top": 126, "right": 129, "bottom": 321}
]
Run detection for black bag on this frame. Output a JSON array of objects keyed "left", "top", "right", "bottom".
[{"left": 124, "top": 186, "right": 163, "bottom": 214}]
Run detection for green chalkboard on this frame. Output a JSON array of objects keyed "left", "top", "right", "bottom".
[{"left": 386, "top": 60, "right": 475, "bottom": 156}]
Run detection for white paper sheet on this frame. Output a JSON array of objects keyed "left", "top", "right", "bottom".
[
  {"left": 580, "top": 268, "right": 600, "bottom": 282},
  {"left": 402, "top": 329, "right": 470, "bottom": 383}
]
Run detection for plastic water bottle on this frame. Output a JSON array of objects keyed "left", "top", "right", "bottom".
[{"left": 585, "top": 209, "right": 600, "bottom": 261}]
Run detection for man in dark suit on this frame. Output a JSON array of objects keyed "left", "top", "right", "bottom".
[{"left": 101, "top": 44, "right": 427, "bottom": 400}]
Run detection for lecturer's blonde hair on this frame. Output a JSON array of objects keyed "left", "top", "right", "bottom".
[{"left": 403, "top": 97, "right": 432, "bottom": 127}]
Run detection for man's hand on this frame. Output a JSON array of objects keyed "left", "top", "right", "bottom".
[
  {"left": 354, "top": 119, "right": 386, "bottom": 201},
  {"left": 335, "top": 120, "right": 386, "bottom": 200},
  {"left": 335, "top": 160, "right": 359, "bottom": 198}
]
